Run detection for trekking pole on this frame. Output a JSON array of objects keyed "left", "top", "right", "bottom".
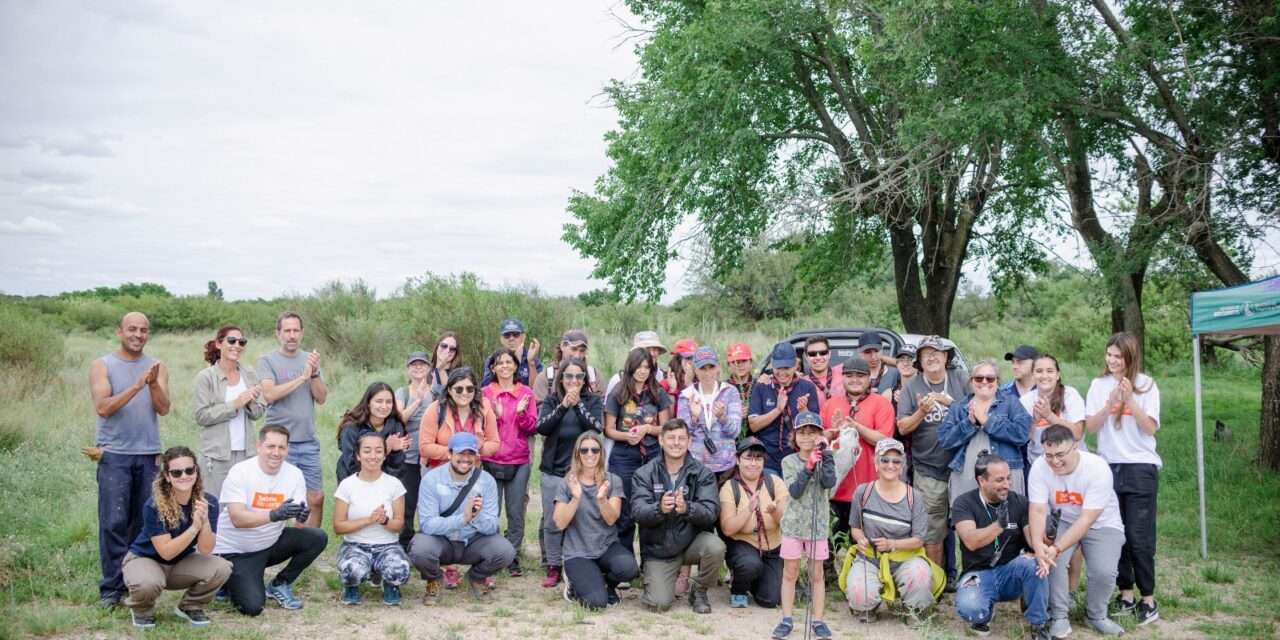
[{"left": 802, "top": 442, "right": 825, "bottom": 640}]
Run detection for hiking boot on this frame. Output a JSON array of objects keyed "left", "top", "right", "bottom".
[
  {"left": 606, "top": 586, "right": 620, "bottom": 606},
  {"left": 689, "top": 588, "right": 711, "bottom": 614},
  {"left": 1114, "top": 595, "right": 1136, "bottom": 614},
  {"left": 562, "top": 574, "right": 575, "bottom": 603},
  {"left": 508, "top": 559, "right": 523, "bottom": 577},
  {"left": 130, "top": 610, "right": 156, "bottom": 629},
  {"left": 969, "top": 621, "right": 991, "bottom": 636},
  {"left": 444, "top": 565, "right": 461, "bottom": 589},
  {"left": 542, "top": 565, "right": 562, "bottom": 588},
  {"left": 811, "top": 620, "right": 833, "bottom": 638},
  {"left": 1135, "top": 600, "right": 1159, "bottom": 626},
  {"left": 1087, "top": 617, "right": 1125, "bottom": 636},
  {"left": 99, "top": 592, "right": 123, "bottom": 609},
  {"left": 265, "top": 580, "right": 303, "bottom": 610},
  {"left": 421, "top": 579, "right": 442, "bottom": 606},
  {"left": 1048, "top": 617, "right": 1072, "bottom": 639},
  {"left": 382, "top": 583, "right": 402, "bottom": 606},
  {"left": 173, "top": 606, "right": 211, "bottom": 627},
  {"left": 730, "top": 593, "right": 749, "bottom": 608},
  {"left": 468, "top": 575, "right": 494, "bottom": 601},
  {"left": 341, "top": 585, "right": 361, "bottom": 605},
  {"left": 1030, "top": 623, "right": 1052, "bottom": 640},
  {"left": 771, "top": 617, "right": 794, "bottom": 639}
]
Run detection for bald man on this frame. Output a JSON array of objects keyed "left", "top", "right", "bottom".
[{"left": 89, "top": 312, "right": 171, "bottom": 608}]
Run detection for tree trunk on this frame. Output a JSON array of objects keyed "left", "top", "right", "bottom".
[{"left": 1261, "top": 336, "right": 1280, "bottom": 470}]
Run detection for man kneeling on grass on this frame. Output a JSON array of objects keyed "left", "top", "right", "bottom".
[
  {"left": 214, "top": 425, "right": 328, "bottom": 616},
  {"left": 631, "top": 418, "right": 725, "bottom": 613},
  {"left": 409, "top": 432, "right": 515, "bottom": 605}
]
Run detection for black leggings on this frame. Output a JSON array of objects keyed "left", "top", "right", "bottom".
[
  {"left": 221, "top": 527, "right": 328, "bottom": 616},
  {"left": 724, "top": 538, "right": 782, "bottom": 607},
  {"left": 1113, "top": 463, "right": 1159, "bottom": 597},
  {"left": 563, "top": 542, "right": 640, "bottom": 610},
  {"left": 397, "top": 463, "right": 422, "bottom": 549}
]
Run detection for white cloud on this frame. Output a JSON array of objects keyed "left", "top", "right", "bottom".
[
  {"left": 23, "top": 192, "right": 145, "bottom": 217},
  {"left": 36, "top": 131, "right": 116, "bottom": 158},
  {"left": 0, "top": 216, "right": 63, "bottom": 235}
]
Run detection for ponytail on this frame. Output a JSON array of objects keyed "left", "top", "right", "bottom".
[{"left": 205, "top": 324, "right": 243, "bottom": 366}]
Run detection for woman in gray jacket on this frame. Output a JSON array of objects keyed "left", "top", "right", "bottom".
[{"left": 193, "top": 325, "right": 267, "bottom": 497}]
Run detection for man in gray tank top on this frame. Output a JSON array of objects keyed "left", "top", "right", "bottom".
[
  {"left": 89, "top": 312, "right": 171, "bottom": 608},
  {"left": 256, "top": 312, "right": 328, "bottom": 527}
]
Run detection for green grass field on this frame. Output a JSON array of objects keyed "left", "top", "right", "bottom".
[{"left": 0, "top": 331, "right": 1275, "bottom": 639}]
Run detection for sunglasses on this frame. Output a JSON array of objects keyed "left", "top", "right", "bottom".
[
  {"left": 450, "top": 385, "right": 476, "bottom": 394},
  {"left": 167, "top": 466, "right": 198, "bottom": 479},
  {"left": 877, "top": 456, "right": 904, "bottom": 466},
  {"left": 223, "top": 337, "right": 248, "bottom": 347},
  {"left": 562, "top": 373, "right": 586, "bottom": 381},
  {"left": 972, "top": 375, "right": 998, "bottom": 384},
  {"left": 502, "top": 332, "right": 523, "bottom": 339},
  {"left": 806, "top": 349, "right": 830, "bottom": 357},
  {"left": 439, "top": 344, "right": 458, "bottom": 352},
  {"left": 578, "top": 446, "right": 601, "bottom": 455}
]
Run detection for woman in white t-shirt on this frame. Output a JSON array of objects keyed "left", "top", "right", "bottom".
[
  {"left": 332, "top": 433, "right": 410, "bottom": 606},
  {"left": 1020, "top": 354, "right": 1087, "bottom": 463},
  {"left": 193, "top": 325, "right": 266, "bottom": 498},
  {"left": 1084, "top": 332, "right": 1161, "bottom": 624}
]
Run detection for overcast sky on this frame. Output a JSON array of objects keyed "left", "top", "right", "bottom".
[
  {"left": 0, "top": 1, "right": 695, "bottom": 300},
  {"left": 2, "top": 2, "right": 1275, "bottom": 303}
]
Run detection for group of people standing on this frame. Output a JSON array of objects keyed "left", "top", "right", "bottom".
[{"left": 90, "top": 311, "right": 1161, "bottom": 640}]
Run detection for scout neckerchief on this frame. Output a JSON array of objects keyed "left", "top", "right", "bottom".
[
  {"left": 734, "top": 471, "right": 769, "bottom": 555},
  {"left": 811, "top": 367, "right": 835, "bottom": 399}
]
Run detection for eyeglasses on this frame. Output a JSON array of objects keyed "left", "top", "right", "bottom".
[
  {"left": 223, "top": 337, "right": 248, "bottom": 347},
  {"left": 578, "top": 447, "right": 601, "bottom": 455},
  {"left": 972, "top": 375, "right": 998, "bottom": 384},
  {"left": 563, "top": 373, "right": 586, "bottom": 381},
  {"left": 439, "top": 344, "right": 458, "bottom": 352},
  {"left": 167, "top": 466, "right": 197, "bottom": 478},
  {"left": 877, "top": 456, "right": 904, "bottom": 466},
  {"left": 806, "top": 349, "right": 830, "bottom": 357},
  {"left": 1043, "top": 451, "right": 1072, "bottom": 462},
  {"left": 502, "top": 332, "right": 522, "bottom": 339},
  {"left": 450, "top": 385, "right": 476, "bottom": 394}
]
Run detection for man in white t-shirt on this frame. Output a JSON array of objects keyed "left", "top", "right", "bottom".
[
  {"left": 214, "top": 425, "right": 328, "bottom": 616},
  {"left": 1027, "top": 426, "right": 1126, "bottom": 637}
]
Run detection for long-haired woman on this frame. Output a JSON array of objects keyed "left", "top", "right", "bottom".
[
  {"left": 336, "top": 382, "right": 409, "bottom": 484},
  {"left": 420, "top": 367, "right": 500, "bottom": 466},
  {"left": 1085, "top": 332, "right": 1162, "bottom": 624},
  {"left": 333, "top": 432, "right": 411, "bottom": 606},
  {"left": 482, "top": 347, "right": 539, "bottom": 576},
  {"left": 121, "top": 447, "right": 232, "bottom": 629},
  {"left": 193, "top": 325, "right": 266, "bottom": 498},
  {"left": 604, "top": 348, "right": 673, "bottom": 556},
  {"left": 428, "top": 332, "right": 463, "bottom": 396},
  {"left": 552, "top": 432, "right": 636, "bottom": 609}
]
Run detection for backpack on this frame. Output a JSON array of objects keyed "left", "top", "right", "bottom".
[
  {"left": 857, "top": 481, "right": 915, "bottom": 511},
  {"left": 730, "top": 474, "right": 777, "bottom": 505}
]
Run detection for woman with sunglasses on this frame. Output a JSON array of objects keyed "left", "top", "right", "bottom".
[
  {"left": 427, "top": 332, "right": 463, "bottom": 397},
  {"left": 938, "top": 360, "right": 1031, "bottom": 500},
  {"left": 482, "top": 347, "right": 539, "bottom": 576},
  {"left": 535, "top": 358, "right": 604, "bottom": 588},
  {"left": 532, "top": 330, "right": 600, "bottom": 402},
  {"left": 122, "top": 446, "right": 232, "bottom": 629},
  {"left": 194, "top": 325, "right": 267, "bottom": 497},
  {"left": 336, "top": 382, "right": 409, "bottom": 484},
  {"left": 552, "top": 432, "right": 636, "bottom": 609},
  {"left": 333, "top": 432, "right": 410, "bottom": 606}
]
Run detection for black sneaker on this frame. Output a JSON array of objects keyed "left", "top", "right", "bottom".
[
  {"left": 98, "top": 592, "right": 123, "bottom": 609},
  {"left": 606, "top": 586, "right": 620, "bottom": 606},
  {"left": 508, "top": 559, "right": 523, "bottom": 578},
  {"left": 1114, "top": 595, "right": 1136, "bottom": 614},
  {"left": 174, "top": 607, "right": 211, "bottom": 627},
  {"left": 1029, "top": 623, "right": 1052, "bottom": 640},
  {"left": 969, "top": 621, "right": 991, "bottom": 636},
  {"left": 130, "top": 610, "right": 156, "bottom": 629},
  {"left": 1135, "top": 600, "right": 1159, "bottom": 626},
  {"left": 944, "top": 574, "right": 958, "bottom": 594}
]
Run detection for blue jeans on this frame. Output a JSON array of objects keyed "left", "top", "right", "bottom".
[
  {"left": 955, "top": 555, "right": 1048, "bottom": 626},
  {"left": 286, "top": 439, "right": 323, "bottom": 492},
  {"left": 97, "top": 452, "right": 157, "bottom": 597}
]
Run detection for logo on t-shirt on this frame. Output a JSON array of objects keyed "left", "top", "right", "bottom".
[
  {"left": 251, "top": 491, "right": 286, "bottom": 510},
  {"left": 1054, "top": 490, "right": 1083, "bottom": 506}
]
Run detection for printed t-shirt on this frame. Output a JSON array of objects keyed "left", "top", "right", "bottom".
[
  {"left": 1085, "top": 374, "right": 1161, "bottom": 467},
  {"left": 1026, "top": 451, "right": 1124, "bottom": 532},
  {"left": 213, "top": 458, "right": 308, "bottom": 554}
]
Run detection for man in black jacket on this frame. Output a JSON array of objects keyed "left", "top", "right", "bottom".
[{"left": 631, "top": 418, "right": 725, "bottom": 613}]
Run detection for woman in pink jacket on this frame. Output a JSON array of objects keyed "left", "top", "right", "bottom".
[{"left": 482, "top": 348, "right": 539, "bottom": 577}]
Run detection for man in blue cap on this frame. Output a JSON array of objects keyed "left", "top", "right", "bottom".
[
  {"left": 408, "top": 432, "right": 515, "bottom": 605},
  {"left": 1002, "top": 344, "right": 1041, "bottom": 399},
  {"left": 481, "top": 319, "right": 543, "bottom": 386},
  {"left": 747, "top": 342, "right": 822, "bottom": 474}
]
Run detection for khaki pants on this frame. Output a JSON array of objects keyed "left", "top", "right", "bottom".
[
  {"left": 122, "top": 552, "right": 232, "bottom": 616},
  {"left": 641, "top": 531, "right": 726, "bottom": 611}
]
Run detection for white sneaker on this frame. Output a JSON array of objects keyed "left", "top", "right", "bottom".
[
  {"left": 1088, "top": 617, "right": 1125, "bottom": 636},
  {"left": 1048, "top": 617, "right": 1072, "bottom": 639}
]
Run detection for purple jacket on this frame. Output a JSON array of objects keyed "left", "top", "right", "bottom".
[{"left": 678, "top": 383, "right": 742, "bottom": 473}]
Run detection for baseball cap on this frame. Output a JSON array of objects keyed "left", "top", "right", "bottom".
[
  {"left": 875, "top": 438, "right": 906, "bottom": 456},
  {"left": 770, "top": 342, "right": 797, "bottom": 369},
  {"left": 672, "top": 338, "right": 698, "bottom": 357},
  {"left": 726, "top": 343, "right": 753, "bottom": 362},
  {"left": 632, "top": 331, "right": 667, "bottom": 354},
  {"left": 448, "top": 432, "right": 479, "bottom": 453},
  {"left": 692, "top": 346, "right": 718, "bottom": 369},
  {"left": 736, "top": 437, "right": 767, "bottom": 456},
  {"left": 794, "top": 411, "right": 822, "bottom": 430},
  {"left": 915, "top": 335, "right": 955, "bottom": 364},
  {"left": 843, "top": 356, "right": 870, "bottom": 375},
  {"left": 499, "top": 319, "right": 525, "bottom": 335},
  {"left": 561, "top": 329, "right": 589, "bottom": 346},
  {"left": 406, "top": 351, "right": 430, "bottom": 366},
  {"left": 895, "top": 343, "right": 917, "bottom": 359},
  {"left": 1004, "top": 345, "right": 1041, "bottom": 362},
  {"left": 856, "top": 332, "right": 882, "bottom": 351}
]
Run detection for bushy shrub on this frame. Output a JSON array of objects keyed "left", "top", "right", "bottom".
[
  {"left": 0, "top": 304, "right": 65, "bottom": 381},
  {"left": 59, "top": 298, "right": 125, "bottom": 332},
  {"left": 293, "top": 280, "right": 400, "bottom": 371}
]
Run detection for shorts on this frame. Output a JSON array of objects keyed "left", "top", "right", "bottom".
[
  {"left": 779, "top": 537, "right": 829, "bottom": 561},
  {"left": 287, "top": 439, "right": 323, "bottom": 492},
  {"left": 912, "top": 470, "right": 950, "bottom": 545}
]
